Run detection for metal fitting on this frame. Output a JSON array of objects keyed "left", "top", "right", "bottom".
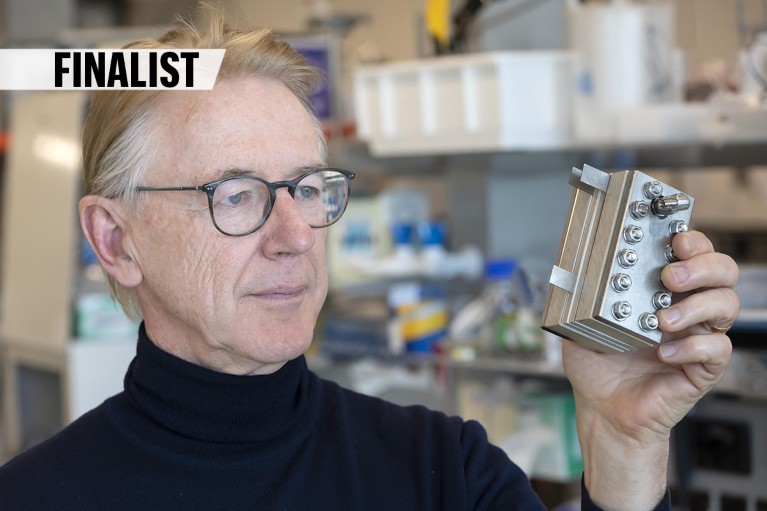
[
  {"left": 651, "top": 193, "right": 691, "bottom": 218},
  {"left": 669, "top": 220, "right": 688, "bottom": 235},
  {"left": 611, "top": 273, "right": 632, "bottom": 292},
  {"left": 664, "top": 244, "right": 677, "bottom": 263},
  {"left": 617, "top": 249, "right": 638, "bottom": 268},
  {"left": 643, "top": 181, "right": 664, "bottom": 199},
  {"left": 639, "top": 312, "right": 659, "bottom": 331},
  {"left": 613, "top": 300, "right": 631, "bottom": 321},
  {"left": 623, "top": 225, "right": 644, "bottom": 244},
  {"left": 612, "top": 301, "right": 632, "bottom": 321},
  {"left": 629, "top": 201, "right": 650, "bottom": 220},
  {"left": 652, "top": 291, "right": 672, "bottom": 309}
]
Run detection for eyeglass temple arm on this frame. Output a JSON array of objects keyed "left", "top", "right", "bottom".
[{"left": 136, "top": 186, "right": 204, "bottom": 192}]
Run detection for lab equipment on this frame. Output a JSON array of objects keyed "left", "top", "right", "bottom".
[
  {"left": 388, "top": 281, "right": 448, "bottom": 354},
  {"left": 541, "top": 164, "right": 694, "bottom": 353},
  {"left": 450, "top": 259, "right": 543, "bottom": 354},
  {"left": 569, "top": 0, "right": 678, "bottom": 142}
]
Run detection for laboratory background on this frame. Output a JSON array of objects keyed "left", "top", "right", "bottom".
[{"left": 0, "top": 0, "right": 766, "bottom": 509}]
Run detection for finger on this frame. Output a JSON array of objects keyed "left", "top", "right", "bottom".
[
  {"left": 657, "top": 287, "right": 740, "bottom": 333},
  {"left": 658, "top": 334, "right": 732, "bottom": 389},
  {"left": 661, "top": 252, "right": 739, "bottom": 293},
  {"left": 670, "top": 231, "right": 714, "bottom": 260}
]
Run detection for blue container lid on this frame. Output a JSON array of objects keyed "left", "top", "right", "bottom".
[
  {"left": 417, "top": 221, "right": 446, "bottom": 246},
  {"left": 391, "top": 222, "right": 414, "bottom": 245},
  {"left": 484, "top": 259, "right": 517, "bottom": 280},
  {"left": 405, "top": 331, "right": 444, "bottom": 353}
]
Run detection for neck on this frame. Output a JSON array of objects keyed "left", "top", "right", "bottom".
[
  {"left": 142, "top": 319, "right": 287, "bottom": 375},
  {"left": 123, "top": 323, "right": 314, "bottom": 450}
]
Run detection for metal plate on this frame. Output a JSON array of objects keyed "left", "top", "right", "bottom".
[{"left": 541, "top": 165, "right": 694, "bottom": 353}]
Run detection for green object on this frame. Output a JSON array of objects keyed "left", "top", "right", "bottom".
[{"left": 522, "top": 391, "right": 583, "bottom": 482}]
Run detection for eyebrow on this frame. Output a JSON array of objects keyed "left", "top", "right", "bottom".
[
  {"left": 210, "top": 163, "right": 327, "bottom": 183},
  {"left": 295, "top": 162, "right": 327, "bottom": 174}
]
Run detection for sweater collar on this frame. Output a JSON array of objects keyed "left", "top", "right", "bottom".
[{"left": 124, "top": 323, "right": 312, "bottom": 445}]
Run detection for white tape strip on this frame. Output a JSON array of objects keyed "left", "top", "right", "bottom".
[{"left": 549, "top": 265, "right": 576, "bottom": 294}]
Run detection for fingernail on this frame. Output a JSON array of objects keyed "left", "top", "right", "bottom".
[
  {"left": 663, "top": 307, "right": 682, "bottom": 325},
  {"left": 670, "top": 264, "right": 689, "bottom": 284},
  {"left": 660, "top": 343, "right": 677, "bottom": 358}
]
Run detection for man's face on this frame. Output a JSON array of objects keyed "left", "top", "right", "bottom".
[{"left": 126, "top": 77, "right": 328, "bottom": 375}]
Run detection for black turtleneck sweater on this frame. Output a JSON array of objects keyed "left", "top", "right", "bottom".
[{"left": 0, "top": 326, "right": 669, "bottom": 510}]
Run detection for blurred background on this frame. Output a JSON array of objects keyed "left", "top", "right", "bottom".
[{"left": 1, "top": 0, "right": 766, "bottom": 509}]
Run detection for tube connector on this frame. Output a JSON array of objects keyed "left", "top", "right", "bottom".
[{"left": 651, "top": 193, "right": 691, "bottom": 218}]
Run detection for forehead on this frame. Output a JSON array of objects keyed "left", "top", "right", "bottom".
[{"left": 149, "top": 77, "right": 321, "bottom": 183}]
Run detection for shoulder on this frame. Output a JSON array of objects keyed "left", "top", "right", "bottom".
[
  {"left": 311, "top": 371, "right": 542, "bottom": 509},
  {"left": 0, "top": 400, "right": 118, "bottom": 508},
  {"left": 310, "top": 369, "right": 484, "bottom": 467},
  {"left": 310, "top": 368, "right": 503, "bottom": 446},
  {"left": 313, "top": 370, "right": 461, "bottom": 431}
]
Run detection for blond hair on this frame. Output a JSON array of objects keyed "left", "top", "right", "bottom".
[{"left": 82, "top": 2, "right": 327, "bottom": 321}]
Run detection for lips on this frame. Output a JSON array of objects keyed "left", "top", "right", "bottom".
[{"left": 247, "top": 285, "right": 306, "bottom": 301}]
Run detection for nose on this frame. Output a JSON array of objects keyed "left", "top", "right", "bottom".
[{"left": 259, "top": 188, "right": 315, "bottom": 257}]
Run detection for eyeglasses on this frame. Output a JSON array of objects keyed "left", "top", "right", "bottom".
[{"left": 136, "top": 168, "right": 355, "bottom": 237}]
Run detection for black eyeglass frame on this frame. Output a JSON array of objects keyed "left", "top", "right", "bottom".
[{"left": 136, "top": 167, "right": 356, "bottom": 237}]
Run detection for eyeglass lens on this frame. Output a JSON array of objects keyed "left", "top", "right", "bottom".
[{"left": 211, "top": 170, "right": 350, "bottom": 235}]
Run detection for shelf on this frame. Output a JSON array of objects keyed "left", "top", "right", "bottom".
[
  {"left": 332, "top": 139, "right": 767, "bottom": 174},
  {"left": 443, "top": 354, "right": 565, "bottom": 378},
  {"left": 315, "top": 344, "right": 565, "bottom": 379}
]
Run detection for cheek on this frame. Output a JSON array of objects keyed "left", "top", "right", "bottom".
[
  {"left": 135, "top": 208, "right": 228, "bottom": 303},
  {"left": 312, "top": 231, "right": 329, "bottom": 300},
  {"left": 184, "top": 238, "right": 224, "bottom": 297}
]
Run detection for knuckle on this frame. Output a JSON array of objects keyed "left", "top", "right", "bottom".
[
  {"left": 692, "top": 334, "right": 731, "bottom": 363},
  {"left": 674, "top": 231, "right": 713, "bottom": 257},
  {"left": 689, "top": 293, "right": 710, "bottom": 320},
  {"left": 685, "top": 253, "right": 737, "bottom": 289},
  {"left": 723, "top": 288, "right": 741, "bottom": 315}
]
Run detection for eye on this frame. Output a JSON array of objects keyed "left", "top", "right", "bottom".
[
  {"left": 296, "top": 185, "right": 320, "bottom": 200},
  {"left": 213, "top": 178, "right": 267, "bottom": 211},
  {"left": 217, "top": 189, "right": 253, "bottom": 208},
  {"left": 223, "top": 192, "right": 244, "bottom": 206}
]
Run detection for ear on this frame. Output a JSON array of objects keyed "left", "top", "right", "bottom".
[{"left": 79, "top": 195, "right": 143, "bottom": 288}]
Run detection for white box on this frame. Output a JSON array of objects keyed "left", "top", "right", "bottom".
[{"left": 353, "top": 51, "right": 574, "bottom": 156}]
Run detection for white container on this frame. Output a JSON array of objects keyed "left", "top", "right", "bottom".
[
  {"left": 568, "top": 1, "right": 677, "bottom": 142},
  {"left": 353, "top": 51, "right": 574, "bottom": 156}
]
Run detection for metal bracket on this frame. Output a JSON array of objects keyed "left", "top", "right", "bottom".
[{"left": 541, "top": 165, "right": 695, "bottom": 353}]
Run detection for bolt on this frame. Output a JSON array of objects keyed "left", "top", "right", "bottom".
[
  {"left": 623, "top": 225, "right": 644, "bottom": 244},
  {"left": 612, "top": 301, "right": 632, "bottom": 321},
  {"left": 611, "top": 273, "right": 632, "bottom": 292},
  {"left": 629, "top": 201, "right": 650, "bottom": 220},
  {"left": 639, "top": 312, "right": 659, "bottom": 331},
  {"left": 669, "top": 220, "right": 688, "bottom": 235},
  {"left": 617, "top": 249, "right": 638, "bottom": 268},
  {"left": 664, "top": 244, "right": 677, "bottom": 263},
  {"left": 644, "top": 181, "right": 664, "bottom": 199},
  {"left": 652, "top": 291, "right": 672, "bottom": 309}
]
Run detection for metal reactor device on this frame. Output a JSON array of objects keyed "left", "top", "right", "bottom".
[{"left": 541, "top": 165, "right": 694, "bottom": 353}]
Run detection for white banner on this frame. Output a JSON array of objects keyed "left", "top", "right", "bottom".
[{"left": 0, "top": 49, "right": 226, "bottom": 90}]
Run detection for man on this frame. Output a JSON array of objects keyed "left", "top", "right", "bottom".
[{"left": 0, "top": 6, "right": 740, "bottom": 511}]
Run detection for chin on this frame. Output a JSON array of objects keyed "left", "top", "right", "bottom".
[
  {"left": 246, "top": 325, "right": 314, "bottom": 364},
  {"left": 231, "top": 305, "right": 319, "bottom": 362}
]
